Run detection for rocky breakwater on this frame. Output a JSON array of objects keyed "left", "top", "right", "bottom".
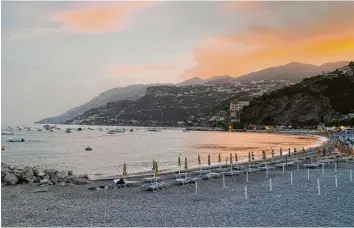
[{"left": 1, "top": 163, "right": 90, "bottom": 192}]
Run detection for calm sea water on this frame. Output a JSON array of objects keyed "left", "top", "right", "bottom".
[{"left": 1, "top": 125, "right": 326, "bottom": 179}]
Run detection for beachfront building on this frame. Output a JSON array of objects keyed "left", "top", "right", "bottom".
[{"left": 230, "top": 100, "right": 250, "bottom": 122}]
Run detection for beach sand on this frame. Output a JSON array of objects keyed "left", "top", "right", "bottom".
[{"left": 2, "top": 160, "right": 354, "bottom": 227}]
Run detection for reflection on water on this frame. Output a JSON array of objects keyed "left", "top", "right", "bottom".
[{"left": 1, "top": 125, "right": 323, "bottom": 178}]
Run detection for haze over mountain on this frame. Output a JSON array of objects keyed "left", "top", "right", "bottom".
[
  {"left": 36, "top": 61, "right": 348, "bottom": 124},
  {"left": 236, "top": 61, "right": 350, "bottom": 81}
]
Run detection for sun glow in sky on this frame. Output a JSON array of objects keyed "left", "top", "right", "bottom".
[{"left": 2, "top": 1, "right": 354, "bottom": 124}]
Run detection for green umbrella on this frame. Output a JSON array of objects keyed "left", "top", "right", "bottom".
[
  {"left": 154, "top": 160, "right": 159, "bottom": 177},
  {"left": 178, "top": 155, "right": 181, "bottom": 176},
  {"left": 123, "top": 163, "right": 127, "bottom": 177},
  {"left": 184, "top": 157, "right": 188, "bottom": 171}
]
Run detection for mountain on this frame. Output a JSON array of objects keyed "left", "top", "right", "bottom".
[
  {"left": 204, "top": 75, "right": 236, "bottom": 85},
  {"left": 36, "top": 61, "right": 349, "bottom": 124},
  {"left": 237, "top": 61, "right": 350, "bottom": 82},
  {"left": 65, "top": 85, "right": 238, "bottom": 126},
  {"left": 36, "top": 84, "right": 148, "bottom": 124},
  {"left": 176, "top": 77, "right": 204, "bottom": 86},
  {"left": 240, "top": 63, "right": 354, "bottom": 127}
]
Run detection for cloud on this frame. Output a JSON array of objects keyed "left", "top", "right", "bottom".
[
  {"left": 106, "top": 64, "right": 173, "bottom": 75},
  {"left": 51, "top": 2, "right": 156, "bottom": 33},
  {"left": 181, "top": 2, "right": 354, "bottom": 79}
]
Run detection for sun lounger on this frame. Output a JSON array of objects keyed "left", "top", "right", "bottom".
[
  {"left": 143, "top": 176, "right": 161, "bottom": 183},
  {"left": 200, "top": 172, "right": 219, "bottom": 180},
  {"left": 303, "top": 163, "right": 320, "bottom": 169},
  {"left": 143, "top": 182, "right": 163, "bottom": 191},
  {"left": 175, "top": 178, "right": 190, "bottom": 185},
  {"left": 247, "top": 168, "right": 258, "bottom": 173},
  {"left": 259, "top": 166, "right": 275, "bottom": 171}
]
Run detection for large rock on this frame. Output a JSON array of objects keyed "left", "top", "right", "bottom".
[
  {"left": 53, "top": 171, "right": 69, "bottom": 182},
  {"left": 22, "top": 167, "right": 34, "bottom": 181},
  {"left": 32, "top": 167, "right": 41, "bottom": 176},
  {"left": 4, "top": 173, "right": 19, "bottom": 185},
  {"left": 68, "top": 170, "right": 73, "bottom": 176},
  {"left": 44, "top": 169, "right": 58, "bottom": 179}
]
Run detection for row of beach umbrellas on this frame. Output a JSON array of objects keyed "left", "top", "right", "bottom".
[{"left": 120, "top": 147, "right": 330, "bottom": 177}]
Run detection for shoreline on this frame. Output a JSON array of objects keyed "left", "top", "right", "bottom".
[
  {"left": 89, "top": 132, "right": 330, "bottom": 181},
  {"left": 1, "top": 130, "right": 330, "bottom": 182}
]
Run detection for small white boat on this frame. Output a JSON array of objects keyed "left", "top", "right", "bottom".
[{"left": 6, "top": 138, "right": 25, "bottom": 142}]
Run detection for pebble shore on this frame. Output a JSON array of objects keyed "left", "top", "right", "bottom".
[{"left": 2, "top": 161, "right": 354, "bottom": 227}]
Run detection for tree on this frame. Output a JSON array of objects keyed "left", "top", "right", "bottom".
[{"left": 349, "top": 61, "right": 354, "bottom": 67}]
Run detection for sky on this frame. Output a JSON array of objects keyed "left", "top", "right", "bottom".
[{"left": 2, "top": 1, "right": 354, "bottom": 125}]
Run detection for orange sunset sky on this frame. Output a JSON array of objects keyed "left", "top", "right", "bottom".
[{"left": 2, "top": 1, "right": 354, "bottom": 123}]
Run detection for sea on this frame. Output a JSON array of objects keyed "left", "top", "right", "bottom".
[{"left": 1, "top": 124, "right": 327, "bottom": 179}]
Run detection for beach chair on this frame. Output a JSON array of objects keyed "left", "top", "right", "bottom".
[
  {"left": 175, "top": 178, "right": 190, "bottom": 185},
  {"left": 143, "top": 176, "right": 161, "bottom": 183}
]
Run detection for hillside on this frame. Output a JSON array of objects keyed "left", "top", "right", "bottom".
[
  {"left": 65, "top": 85, "right": 237, "bottom": 126},
  {"left": 35, "top": 85, "right": 148, "bottom": 124},
  {"left": 240, "top": 63, "right": 354, "bottom": 127},
  {"left": 36, "top": 61, "right": 348, "bottom": 124},
  {"left": 237, "top": 61, "right": 349, "bottom": 82}
]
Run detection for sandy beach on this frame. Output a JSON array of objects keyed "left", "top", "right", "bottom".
[{"left": 2, "top": 158, "right": 354, "bottom": 227}]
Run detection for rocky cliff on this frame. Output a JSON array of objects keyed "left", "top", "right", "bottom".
[{"left": 241, "top": 63, "right": 354, "bottom": 127}]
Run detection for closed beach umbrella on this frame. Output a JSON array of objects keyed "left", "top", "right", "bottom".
[
  {"left": 280, "top": 148, "right": 283, "bottom": 157},
  {"left": 230, "top": 153, "right": 233, "bottom": 171},
  {"left": 302, "top": 147, "right": 306, "bottom": 157},
  {"left": 288, "top": 148, "right": 291, "bottom": 157},
  {"left": 123, "top": 163, "right": 127, "bottom": 177},
  {"left": 235, "top": 153, "right": 238, "bottom": 163},
  {"left": 248, "top": 152, "right": 251, "bottom": 163},
  {"left": 262, "top": 150, "right": 266, "bottom": 161},
  {"left": 178, "top": 155, "right": 181, "bottom": 176},
  {"left": 218, "top": 153, "right": 221, "bottom": 170},
  {"left": 198, "top": 154, "right": 201, "bottom": 172},
  {"left": 153, "top": 159, "right": 156, "bottom": 171},
  {"left": 294, "top": 148, "right": 297, "bottom": 155},
  {"left": 184, "top": 157, "right": 188, "bottom": 171},
  {"left": 208, "top": 154, "right": 211, "bottom": 171},
  {"left": 154, "top": 160, "right": 159, "bottom": 177}
]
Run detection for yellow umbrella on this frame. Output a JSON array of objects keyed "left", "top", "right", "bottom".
[
  {"left": 152, "top": 159, "right": 156, "bottom": 171},
  {"left": 123, "top": 163, "right": 127, "bottom": 177},
  {"left": 154, "top": 160, "right": 159, "bottom": 176}
]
